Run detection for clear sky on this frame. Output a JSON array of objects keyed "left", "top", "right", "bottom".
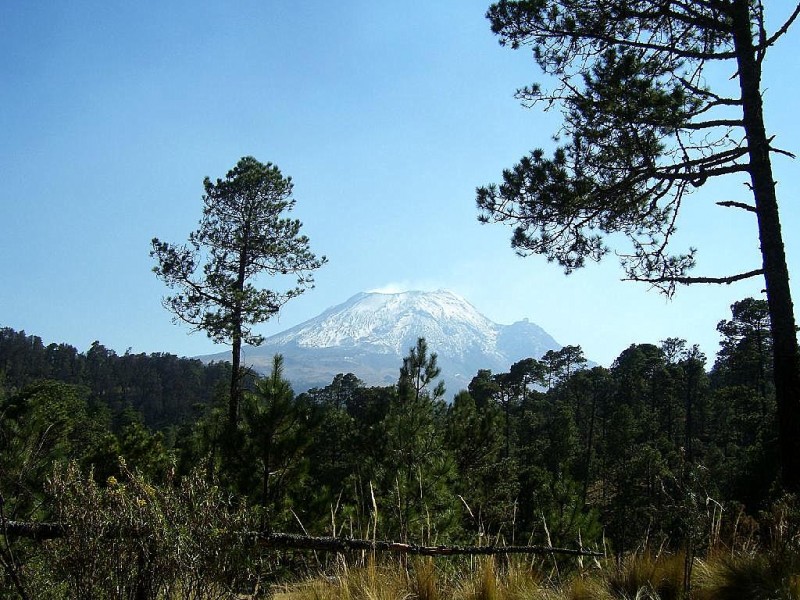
[{"left": 1, "top": 1, "right": 799, "bottom": 369}]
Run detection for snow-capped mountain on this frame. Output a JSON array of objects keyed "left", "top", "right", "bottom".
[{"left": 199, "top": 290, "right": 561, "bottom": 395}]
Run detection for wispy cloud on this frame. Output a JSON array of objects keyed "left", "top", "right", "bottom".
[{"left": 367, "top": 280, "right": 442, "bottom": 294}]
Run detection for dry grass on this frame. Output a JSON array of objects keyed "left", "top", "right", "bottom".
[
  {"left": 693, "top": 553, "right": 800, "bottom": 600},
  {"left": 561, "top": 575, "right": 613, "bottom": 600},
  {"left": 272, "top": 550, "right": 800, "bottom": 600},
  {"left": 604, "top": 551, "right": 686, "bottom": 600},
  {"left": 274, "top": 557, "right": 552, "bottom": 600},
  {"left": 452, "top": 557, "right": 501, "bottom": 600},
  {"left": 271, "top": 560, "right": 413, "bottom": 600}
]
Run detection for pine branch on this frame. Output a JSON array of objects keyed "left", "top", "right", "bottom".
[{"left": 625, "top": 268, "right": 764, "bottom": 286}]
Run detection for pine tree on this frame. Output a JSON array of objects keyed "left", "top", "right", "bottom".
[
  {"left": 384, "top": 339, "right": 455, "bottom": 542},
  {"left": 478, "top": 0, "right": 800, "bottom": 491},
  {"left": 151, "top": 157, "right": 326, "bottom": 426}
]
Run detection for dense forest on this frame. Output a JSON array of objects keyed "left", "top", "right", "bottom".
[{"left": 1, "top": 296, "right": 795, "bottom": 597}]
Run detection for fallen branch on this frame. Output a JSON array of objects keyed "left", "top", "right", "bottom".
[
  {"left": 4, "top": 521, "right": 66, "bottom": 541},
  {"left": 252, "top": 532, "right": 603, "bottom": 558},
  {"left": 3, "top": 522, "right": 602, "bottom": 558}
]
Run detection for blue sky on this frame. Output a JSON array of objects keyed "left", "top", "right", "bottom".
[{"left": 1, "top": 1, "right": 798, "bottom": 369}]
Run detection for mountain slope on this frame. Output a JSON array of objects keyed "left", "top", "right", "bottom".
[{"left": 200, "top": 290, "right": 561, "bottom": 394}]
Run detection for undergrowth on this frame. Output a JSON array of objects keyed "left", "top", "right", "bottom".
[{"left": 3, "top": 463, "right": 800, "bottom": 599}]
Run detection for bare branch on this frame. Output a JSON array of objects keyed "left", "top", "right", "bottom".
[
  {"left": 677, "top": 75, "right": 741, "bottom": 106},
  {"left": 759, "top": 2, "right": 800, "bottom": 50},
  {"left": 771, "top": 147, "right": 796, "bottom": 159},
  {"left": 253, "top": 532, "right": 603, "bottom": 558},
  {"left": 626, "top": 268, "right": 764, "bottom": 286},
  {"left": 682, "top": 119, "right": 743, "bottom": 130},
  {"left": 767, "top": 136, "right": 797, "bottom": 159},
  {"left": 716, "top": 200, "right": 757, "bottom": 213},
  {"left": 3, "top": 521, "right": 65, "bottom": 541},
  {"left": 654, "top": 163, "right": 751, "bottom": 182},
  {"left": 2, "top": 522, "right": 603, "bottom": 558}
]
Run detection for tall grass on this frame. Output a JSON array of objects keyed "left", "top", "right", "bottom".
[
  {"left": 694, "top": 553, "right": 800, "bottom": 600},
  {"left": 271, "top": 491, "right": 800, "bottom": 600},
  {"left": 604, "top": 552, "right": 685, "bottom": 600},
  {"left": 274, "top": 550, "right": 800, "bottom": 600}
]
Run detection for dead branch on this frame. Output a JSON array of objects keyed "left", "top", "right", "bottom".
[
  {"left": 3, "top": 521, "right": 65, "bottom": 541},
  {"left": 251, "top": 532, "right": 603, "bottom": 558},
  {"left": 716, "top": 200, "right": 757, "bottom": 212},
  {"left": 2, "top": 521, "right": 602, "bottom": 558},
  {"left": 626, "top": 268, "right": 764, "bottom": 286}
]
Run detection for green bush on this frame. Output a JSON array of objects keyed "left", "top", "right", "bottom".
[{"left": 35, "top": 460, "right": 270, "bottom": 599}]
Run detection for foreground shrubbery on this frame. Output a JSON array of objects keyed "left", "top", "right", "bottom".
[
  {"left": 3, "top": 460, "right": 799, "bottom": 599},
  {"left": 3, "top": 462, "right": 273, "bottom": 599}
]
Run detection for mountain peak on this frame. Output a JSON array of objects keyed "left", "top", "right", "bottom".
[
  {"left": 273, "top": 290, "right": 495, "bottom": 355},
  {"left": 201, "top": 290, "right": 561, "bottom": 394}
]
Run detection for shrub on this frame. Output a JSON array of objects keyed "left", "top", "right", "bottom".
[{"left": 40, "top": 459, "right": 270, "bottom": 599}]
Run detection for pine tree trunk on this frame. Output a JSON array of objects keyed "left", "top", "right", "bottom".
[
  {"left": 229, "top": 335, "right": 241, "bottom": 425},
  {"left": 229, "top": 240, "right": 250, "bottom": 427},
  {"left": 732, "top": 0, "right": 800, "bottom": 491},
  {"left": 582, "top": 390, "right": 596, "bottom": 506}
]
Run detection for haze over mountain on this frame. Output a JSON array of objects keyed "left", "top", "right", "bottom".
[{"left": 199, "top": 290, "right": 561, "bottom": 394}]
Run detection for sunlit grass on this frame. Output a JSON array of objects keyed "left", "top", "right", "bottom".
[
  {"left": 693, "top": 552, "right": 800, "bottom": 600},
  {"left": 273, "top": 550, "right": 800, "bottom": 600},
  {"left": 604, "top": 551, "right": 686, "bottom": 600}
]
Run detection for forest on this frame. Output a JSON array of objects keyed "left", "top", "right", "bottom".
[{"left": 1, "top": 296, "right": 798, "bottom": 598}]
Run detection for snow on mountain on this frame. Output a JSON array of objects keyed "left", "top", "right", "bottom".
[
  {"left": 199, "top": 290, "right": 562, "bottom": 395},
  {"left": 270, "top": 290, "right": 500, "bottom": 356}
]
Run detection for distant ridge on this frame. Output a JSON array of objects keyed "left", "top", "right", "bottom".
[{"left": 199, "top": 290, "right": 561, "bottom": 394}]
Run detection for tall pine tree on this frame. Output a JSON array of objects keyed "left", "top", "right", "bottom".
[{"left": 477, "top": 0, "right": 800, "bottom": 490}]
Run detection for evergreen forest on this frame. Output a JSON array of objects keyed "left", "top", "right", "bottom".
[{"left": 2, "top": 297, "right": 799, "bottom": 598}]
